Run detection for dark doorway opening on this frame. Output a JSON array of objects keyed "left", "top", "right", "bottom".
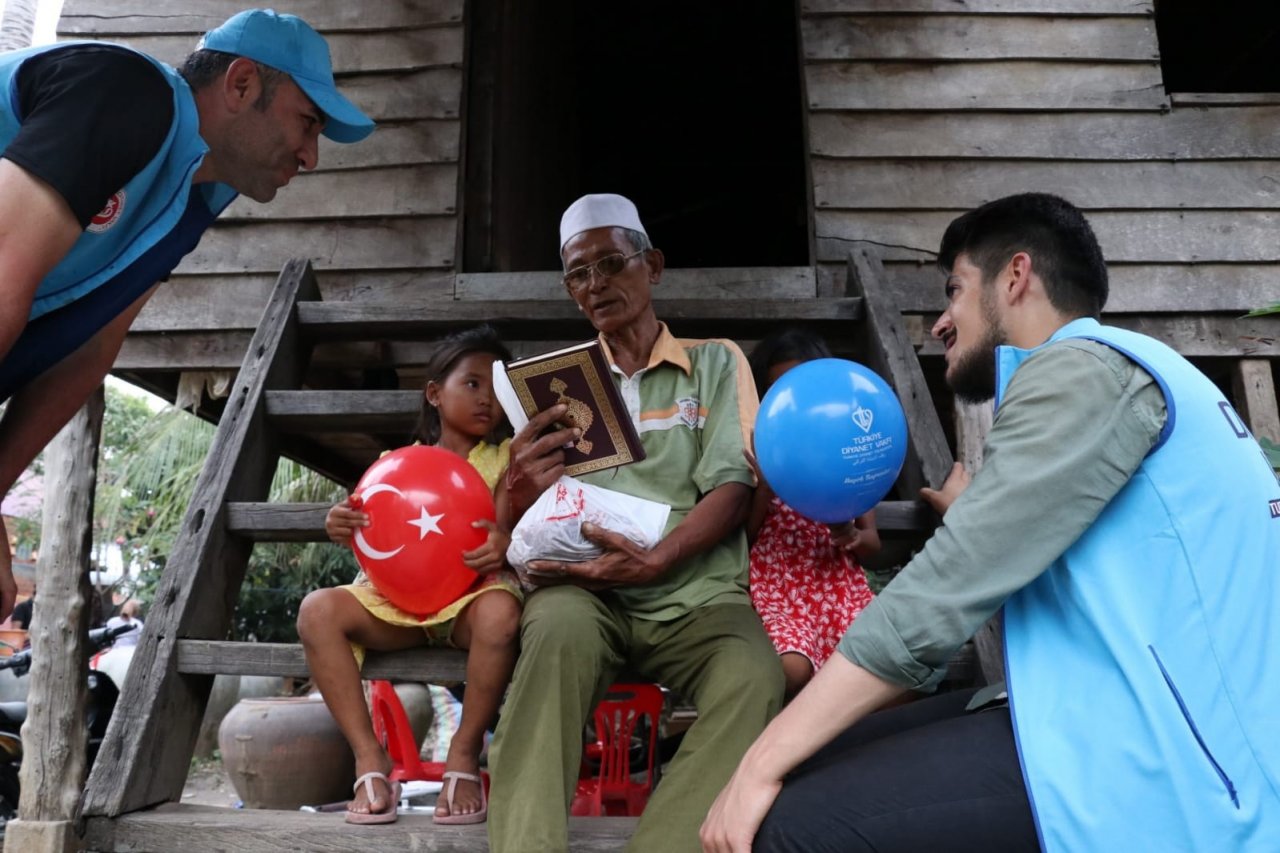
[
  {"left": 1154, "top": 0, "right": 1280, "bottom": 92},
  {"left": 463, "top": 1, "right": 811, "bottom": 272}
]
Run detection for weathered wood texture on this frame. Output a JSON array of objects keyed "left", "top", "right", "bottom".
[
  {"left": 82, "top": 261, "right": 320, "bottom": 818},
  {"left": 802, "top": 1, "right": 1153, "bottom": 13},
  {"left": 1233, "top": 359, "right": 1280, "bottom": 443},
  {"left": 177, "top": 641, "right": 469, "bottom": 683},
  {"left": 60, "top": 0, "right": 464, "bottom": 33},
  {"left": 81, "top": 804, "right": 635, "bottom": 853},
  {"left": 14, "top": 390, "right": 101, "bottom": 838},
  {"left": 848, "top": 250, "right": 954, "bottom": 494}
]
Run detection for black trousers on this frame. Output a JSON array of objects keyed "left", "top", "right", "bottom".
[{"left": 754, "top": 688, "right": 1041, "bottom": 853}]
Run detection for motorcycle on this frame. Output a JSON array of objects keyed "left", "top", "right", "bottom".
[{"left": 0, "top": 622, "right": 137, "bottom": 824}]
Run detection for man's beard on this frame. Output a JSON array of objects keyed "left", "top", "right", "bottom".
[{"left": 947, "top": 299, "right": 1006, "bottom": 404}]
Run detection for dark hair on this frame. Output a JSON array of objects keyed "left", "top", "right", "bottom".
[
  {"left": 937, "top": 193, "right": 1108, "bottom": 319},
  {"left": 179, "top": 48, "right": 287, "bottom": 108},
  {"left": 411, "top": 325, "right": 513, "bottom": 445},
  {"left": 748, "top": 327, "right": 833, "bottom": 395}
]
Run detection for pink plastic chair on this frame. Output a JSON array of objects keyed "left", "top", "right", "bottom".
[{"left": 571, "top": 683, "right": 665, "bottom": 817}]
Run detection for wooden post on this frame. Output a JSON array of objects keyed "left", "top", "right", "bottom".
[
  {"left": 5, "top": 387, "right": 103, "bottom": 853},
  {"left": 1232, "top": 359, "right": 1280, "bottom": 444},
  {"left": 954, "top": 400, "right": 1005, "bottom": 685}
]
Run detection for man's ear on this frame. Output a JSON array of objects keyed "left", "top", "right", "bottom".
[
  {"left": 1004, "top": 251, "right": 1034, "bottom": 305},
  {"left": 222, "top": 57, "right": 261, "bottom": 112},
  {"left": 644, "top": 248, "right": 665, "bottom": 284}
]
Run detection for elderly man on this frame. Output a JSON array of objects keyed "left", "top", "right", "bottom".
[
  {"left": 702, "top": 193, "right": 1280, "bottom": 852},
  {"left": 487, "top": 194, "right": 784, "bottom": 853},
  {"left": 0, "top": 9, "right": 373, "bottom": 621}
]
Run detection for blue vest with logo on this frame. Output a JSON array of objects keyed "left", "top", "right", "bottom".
[
  {"left": 0, "top": 42, "right": 237, "bottom": 321},
  {"left": 1000, "top": 318, "right": 1280, "bottom": 851}
]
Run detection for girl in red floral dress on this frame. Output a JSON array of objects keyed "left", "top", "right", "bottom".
[{"left": 747, "top": 329, "right": 882, "bottom": 698}]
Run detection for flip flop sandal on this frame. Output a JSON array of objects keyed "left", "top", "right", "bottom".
[
  {"left": 433, "top": 770, "right": 487, "bottom": 825},
  {"left": 345, "top": 771, "right": 400, "bottom": 825}
]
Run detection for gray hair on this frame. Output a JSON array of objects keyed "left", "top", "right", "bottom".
[
  {"left": 179, "top": 49, "right": 288, "bottom": 109},
  {"left": 561, "top": 226, "right": 653, "bottom": 271}
]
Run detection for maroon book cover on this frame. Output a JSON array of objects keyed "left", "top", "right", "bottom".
[{"left": 502, "top": 340, "right": 646, "bottom": 476}]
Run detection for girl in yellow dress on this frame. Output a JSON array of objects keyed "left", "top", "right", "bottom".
[{"left": 297, "top": 325, "right": 521, "bottom": 826}]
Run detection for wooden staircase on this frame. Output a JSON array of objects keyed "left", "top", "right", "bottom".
[{"left": 76, "top": 254, "right": 957, "bottom": 851}]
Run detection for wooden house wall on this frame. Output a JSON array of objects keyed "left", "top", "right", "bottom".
[
  {"left": 62, "top": 1, "right": 1279, "bottom": 375},
  {"left": 58, "top": 0, "right": 467, "bottom": 373},
  {"left": 800, "top": 0, "right": 1279, "bottom": 360}
]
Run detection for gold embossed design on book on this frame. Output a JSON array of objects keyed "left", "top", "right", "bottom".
[{"left": 506, "top": 347, "right": 640, "bottom": 476}]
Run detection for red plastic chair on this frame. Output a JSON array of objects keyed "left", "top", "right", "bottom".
[
  {"left": 369, "top": 680, "right": 489, "bottom": 796},
  {"left": 570, "top": 683, "right": 665, "bottom": 817}
]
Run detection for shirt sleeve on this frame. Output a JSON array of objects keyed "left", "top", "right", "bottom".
[
  {"left": 691, "top": 339, "right": 758, "bottom": 494},
  {"left": 4, "top": 45, "right": 175, "bottom": 228},
  {"left": 836, "top": 340, "right": 1167, "bottom": 691}
]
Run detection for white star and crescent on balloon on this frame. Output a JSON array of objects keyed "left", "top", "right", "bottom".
[{"left": 352, "top": 483, "right": 446, "bottom": 562}]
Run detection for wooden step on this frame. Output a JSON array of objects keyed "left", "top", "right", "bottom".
[
  {"left": 266, "top": 389, "right": 421, "bottom": 433},
  {"left": 225, "top": 499, "right": 938, "bottom": 543},
  {"left": 296, "top": 297, "right": 864, "bottom": 341},
  {"left": 82, "top": 804, "right": 637, "bottom": 852},
  {"left": 176, "top": 640, "right": 469, "bottom": 682}
]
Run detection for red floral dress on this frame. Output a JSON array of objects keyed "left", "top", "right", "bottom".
[{"left": 749, "top": 497, "right": 875, "bottom": 668}]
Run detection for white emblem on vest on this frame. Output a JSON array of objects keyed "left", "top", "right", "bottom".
[{"left": 87, "top": 190, "right": 127, "bottom": 233}]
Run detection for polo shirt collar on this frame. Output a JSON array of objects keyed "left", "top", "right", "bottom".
[{"left": 597, "top": 323, "right": 692, "bottom": 376}]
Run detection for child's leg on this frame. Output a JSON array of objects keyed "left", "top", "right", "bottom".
[
  {"left": 437, "top": 589, "right": 521, "bottom": 818},
  {"left": 296, "top": 587, "right": 427, "bottom": 815},
  {"left": 780, "top": 651, "right": 815, "bottom": 697}
]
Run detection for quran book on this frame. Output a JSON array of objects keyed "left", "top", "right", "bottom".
[{"left": 492, "top": 340, "right": 646, "bottom": 476}]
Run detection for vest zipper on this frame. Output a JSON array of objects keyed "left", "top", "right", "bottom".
[{"left": 1148, "top": 645, "right": 1240, "bottom": 809}]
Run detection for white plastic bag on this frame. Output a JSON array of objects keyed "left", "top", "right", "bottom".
[{"left": 507, "top": 476, "right": 671, "bottom": 574}]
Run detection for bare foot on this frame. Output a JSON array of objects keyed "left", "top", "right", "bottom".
[
  {"left": 435, "top": 747, "right": 484, "bottom": 819},
  {"left": 348, "top": 757, "right": 396, "bottom": 816}
]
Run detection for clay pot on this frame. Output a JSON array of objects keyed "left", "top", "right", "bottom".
[{"left": 218, "top": 696, "right": 355, "bottom": 809}]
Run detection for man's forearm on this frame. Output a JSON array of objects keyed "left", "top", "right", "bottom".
[{"left": 648, "top": 481, "right": 750, "bottom": 576}]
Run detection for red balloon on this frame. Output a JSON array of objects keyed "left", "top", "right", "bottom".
[{"left": 350, "top": 446, "right": 495, "bottom": 617}]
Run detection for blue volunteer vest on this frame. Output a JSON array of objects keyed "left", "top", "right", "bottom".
[
  {"left": 0, "top": 42, "right": 237, "bottom": 321},
  {"left": 1000, "top": 318, "right": 1280, "bottom": 851}
]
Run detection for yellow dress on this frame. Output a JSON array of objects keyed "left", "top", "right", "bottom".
[{"left": 341, "top": 439, "right": 521, "bottom": 659}]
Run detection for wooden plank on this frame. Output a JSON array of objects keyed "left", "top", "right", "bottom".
[
  {"left": 14, "top": 391, "right": 101, "bottom": 835},
  {"left": 134, "top": 271, "right": 457, "bottom": 334},
  {"left": 266, "top": 390, "right": 422, "bottom": 433},
  {"left": 60, "top": 0, "right": 464, "bottom": 34},
  {"left": 317, "top": 120, "right": 460, "bottom": 169},
  {"left": 116, "top": 331, "right": 251, "bottom": 371},
  {"left": 177, "top": 641, "right": 469, "bottom": 682},
  {"left": 808, "top": 108, "right": 1280, "bottom": 160},
  {"left": 332, "top": 69, "right": 462, "bottom": 121},
  {"left": 876, "top": 263, "right": 1280, "bottom": 315},
  {"left": 226, "top": 503, "right": 332, "bottom": 542},
  {"left": 815, "top": 210, "right": 1280, "bottom": 263},
  {"left": 175, "top": 218, "right": 457, "bottom": 275},
  {"left": 1233, "top": 359, "right": 1280, "bottom": 444},
  {"left": 222, "top": 165, "right": 458, "bottom": 220},
  {"left": 82, "top": 28, "right": 463, "bottom": 73},
  {"left": 296, "top": 298, "right": 864, "bottom": 340},
  {"left": 455, "top": 267, "right": 818, "bottom": 300},
  {"left": 82, "top": 804, "right": 636, "bottom": 853},
  {"left": 805, "top": 62, "right": 1166, "bottom": 111},
  {"left": 911, "top": 314, "right": 1280, "bottom": 358},
  {"left": 82, "top": 260, "right": 320, "bottom": 818},
  {"left": 847, "top": 249, "right": 954, "bottom": 494},
  {"left": 812, "top": 160, "right": 1280, "bottom": 210},
  {"left": 801, "top": 0, "right": 1152, "bottom": 13},
  {"left": 1171, "top": 93, "right": 1280, "bottom": 107},
  {"left": 802, "top": 16, "right": 1157, "bottom": 62}
]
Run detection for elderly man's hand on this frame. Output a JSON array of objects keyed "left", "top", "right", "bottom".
[
  {"left": 525, "top": 522, "right": 664, "bottom": 590},
  {"left": 506, "top": 404, "right": 579, "bottom": 517}
]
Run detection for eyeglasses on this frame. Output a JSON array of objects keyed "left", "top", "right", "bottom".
[{"left": 562, "top": 250, "right": 646, "bottom": 294}]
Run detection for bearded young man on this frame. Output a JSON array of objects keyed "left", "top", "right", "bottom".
[{"left": 702, "top": 193, "right": 1280, "bottom": 853}]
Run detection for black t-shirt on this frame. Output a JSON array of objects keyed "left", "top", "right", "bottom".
[
  {"left": 10, "top": 597, "right": 33, "bottom": 630},
  {"left": 5, "top": 44, "right": 175, "bottom": 228}
]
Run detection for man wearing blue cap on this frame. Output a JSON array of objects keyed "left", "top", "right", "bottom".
[{"left": 0, "top": 10, "right": 373, "bottom": 621}]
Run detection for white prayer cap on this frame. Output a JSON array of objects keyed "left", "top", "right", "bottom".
[{"left": 559, "top": 193, "right": 647, "bottom": 251}]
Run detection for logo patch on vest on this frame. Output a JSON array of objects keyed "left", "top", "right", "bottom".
[
  {"left": 87, "top": 190, "right": 127, "bottom": 233},
  {"left": 1270, "top": 498, "right": 1280, "bottom": 519}
]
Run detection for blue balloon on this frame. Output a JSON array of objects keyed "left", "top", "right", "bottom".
[{"left": 754, "top": 358, "right": 908, "bottom": 523}]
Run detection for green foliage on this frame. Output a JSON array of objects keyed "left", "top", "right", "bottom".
[
  {"left": 96, "top": 404, "right": 356, "bottom": 642},
  {"left": 1244, "top": 302, "right": 1280, "bottom": 317},
  {"left": 1261, "top": 436, "right": 1280, "bottom": 474}
]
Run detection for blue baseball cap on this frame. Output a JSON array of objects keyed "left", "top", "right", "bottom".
[{"left": 198, "top": 9, "right": 374, "bottom": 143}]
